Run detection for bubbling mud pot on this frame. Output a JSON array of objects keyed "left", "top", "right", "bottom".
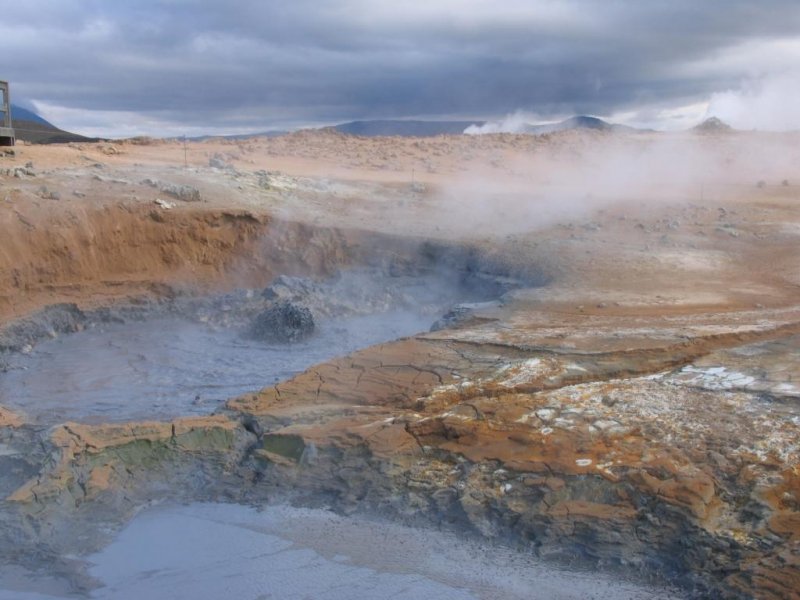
[
  {"left": 0, "top": 267, "right": 505, "bottom": 426},
  {"left": 0, "top": 310, "right": 436, "bottom": 426}
]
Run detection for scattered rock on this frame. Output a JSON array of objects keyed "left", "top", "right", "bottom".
[
  {"left": 715, "top": 225, "right": 740, "bottom": 238},
  {"left": 37, "top": 186, "right": 60, "bottom": 200},
  {"left": 154, "top": 198, "right": 176, "bottom": 210},
  {"left": 92, "top": 174, "right": 131, "bottom": 185},
  {"left": 163, "top": 183, "right": 201, "bottom": 202},
  {"left": 142, "top": 178, "right": 201, "bottom": 202},
  {"left": 255, "top": 170, "right": 296, "bottom": 191},
  {"left": 261, "top": 275, "right": 320, "bottom": 303},
  {"left": 209, "top": 153, "right": 231, "bottom": 169},
  {"left": 6, "top": 163, "right": 37, "bottom": 178}
]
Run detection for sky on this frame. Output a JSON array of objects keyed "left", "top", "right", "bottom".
[{"left": 2, "top": 0, "right": 800, "bottom": 137}]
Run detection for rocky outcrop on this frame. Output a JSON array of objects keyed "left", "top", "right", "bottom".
[
  {"left": 8, "top": 415, "right": 247, "bottom": 505},
  {"left": 223, "top": 306, "right": 800, "bottom": 599},
  {"left": 250, "top": 301, "right": 315, "bottom": 343}
]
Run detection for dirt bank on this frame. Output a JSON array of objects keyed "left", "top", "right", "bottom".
[{"left": 0, "top": 201, "right": 253, "bottom": 319}]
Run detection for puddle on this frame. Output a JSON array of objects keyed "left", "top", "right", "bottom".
[
  {"left": 0, "top": 503, "right": 679, "bottom": 600},
  {"left": 0, "top": 310, "right": 432, "bottom": 425}
]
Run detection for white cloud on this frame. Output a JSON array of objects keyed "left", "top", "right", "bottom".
[
  {"left": 6, "top": 1, "right": 800, "bottom": 135},
  {"left": 345, "top": 0, "right": 589, "bottom": 30},
  {"left": 680, "top": 37, "right": 800, "bottom": 81},
  {"left": 30, "top": 100, "right": 286, "bottom": 138}
]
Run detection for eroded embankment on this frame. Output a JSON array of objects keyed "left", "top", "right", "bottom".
[
  {"left": 0, "top": 199, "right": 544, "bottom": 345},
  {"left": 0, "top": 202, "right": 259, "bottom": 319},
  {"left": 0, "top": 201, "right": 399, "bottom": 321}
]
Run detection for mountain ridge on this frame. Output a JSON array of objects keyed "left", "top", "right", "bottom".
[
  {"left": 332, "top": 119, "right": 484, "bottom": 137},
  {"left": 9, "top": 103, "right": 99, "bottom": 144},
  {"left": 522, "top": 115, "right": 644, "bottom": 135},
  {"left": 692, "top": 116, "right": 734, "bottom": 134}
]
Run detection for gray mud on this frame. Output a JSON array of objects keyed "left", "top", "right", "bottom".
[
  {"left": 0, "top": 503, "right": 680, "bottom": 600},
  {"left": 0, "top": 309, "right": 433, "bottom": 426},
  {"left": 0, "top": 268, "right": 505, "bottom": 425}
]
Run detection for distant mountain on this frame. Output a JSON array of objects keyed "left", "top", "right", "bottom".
[
  {"left": 188, "top": 130, "right": 288, "bottom": 141},
  {"left": 10, "top": 104, "right": 52, "bottom": 126},
  {"left": 9, "top": 103, "right": 99, "bottom": 144},
  {"left": 692, "top": 117, "right": 734, "bottom": 134},
  {"left": 333, "top": 120, "right": 483, "bottom": 137},
  {"left": 523, "top": 115, "right": 641, "bottom": 135}
]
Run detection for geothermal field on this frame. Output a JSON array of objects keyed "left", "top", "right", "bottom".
[{"left": 0, "top": 127, "right": 799, "bottom": 599}]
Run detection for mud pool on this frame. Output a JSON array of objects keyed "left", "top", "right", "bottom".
[
  {"left": 0, "top": 309, "right": 435, "bottom": 425},
  {"left": 0, "top": 503, "right": 679, "bottom": 600}
]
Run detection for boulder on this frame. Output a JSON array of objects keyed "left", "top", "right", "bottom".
[{"left": 250, "top": 301, "right": 315, "bottom": 343}]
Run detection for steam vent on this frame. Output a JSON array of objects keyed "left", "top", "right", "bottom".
[{"left": 0, "top": 81, "right": 14, "bottom": 146}]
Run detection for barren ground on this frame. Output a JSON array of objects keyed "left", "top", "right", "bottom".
[{"left": 1, "top": 129, "right": 799, "bottom": 598}]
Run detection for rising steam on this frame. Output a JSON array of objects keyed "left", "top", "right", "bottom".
[
  {"left": 422, "top": 127, "right": 800, "bottom": 237},
  {"left": 707, "top": 71, "right": 800, "bottom": 132}
]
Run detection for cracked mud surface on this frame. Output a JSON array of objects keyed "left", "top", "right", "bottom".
[{"left": 1, "top": 130, "right": 800, "bottom": 598}]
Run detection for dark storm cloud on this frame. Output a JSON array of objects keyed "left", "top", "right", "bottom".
[{"left": 2, "top": 0, "right": 800, "bottom": 133}]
